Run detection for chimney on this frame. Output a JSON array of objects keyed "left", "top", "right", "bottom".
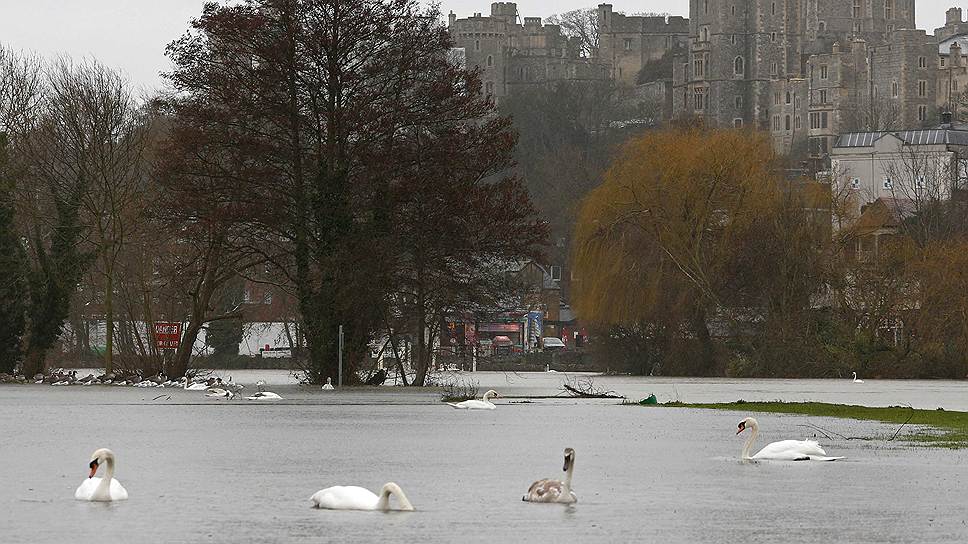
[
  {"left": 951, "top": 40, "right": 963, "bottom": 67},
  {"left": 946, "top": 7, "right": 963, "bottom": 25}
]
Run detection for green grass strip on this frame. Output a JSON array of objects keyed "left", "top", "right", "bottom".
[{"left": 644, "top": 400, "right": 968, "bottom": 448}]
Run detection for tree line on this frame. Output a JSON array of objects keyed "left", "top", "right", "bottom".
[
  {"left": 573, "top": 126, "right": 968, "bottom": 379},
  {"left": 0, "top": 0, "right": 545, "bottom": 385}
]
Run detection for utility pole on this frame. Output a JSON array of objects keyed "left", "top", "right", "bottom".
[{"left": 338, "top": 324, "right": 344, "bottom": 387}]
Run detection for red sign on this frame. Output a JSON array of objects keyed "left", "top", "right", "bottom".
[{"left": 154, "top": 322, "right": 183, "bottom": 350}]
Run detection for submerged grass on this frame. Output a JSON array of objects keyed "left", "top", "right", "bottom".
[{"left": 649, "top": 400, "right": 968, "bottom": 448}]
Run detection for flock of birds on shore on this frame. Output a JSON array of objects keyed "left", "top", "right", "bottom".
[{"left": 25, "top": 369, "right": 290, "bottom": 400}]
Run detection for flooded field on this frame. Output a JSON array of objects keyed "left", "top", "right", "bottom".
[{"left": 2, "top": 373, "right": 967, "bottom": 543}]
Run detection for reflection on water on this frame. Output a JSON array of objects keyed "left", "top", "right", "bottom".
[{"left": 1, "top": 376, "right": 967, "bottom": 543}]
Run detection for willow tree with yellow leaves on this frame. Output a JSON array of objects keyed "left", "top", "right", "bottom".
[{"left": 573, "top": 127, "right": 829, "bottom": 376}]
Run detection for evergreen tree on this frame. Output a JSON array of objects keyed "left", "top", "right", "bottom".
[{"left": 0, "top": 134, "right": 27, "bottom": 374}]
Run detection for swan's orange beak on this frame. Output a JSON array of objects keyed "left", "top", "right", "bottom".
[{"left": 88, "top": 460, "right": 98, "bottom": 478}]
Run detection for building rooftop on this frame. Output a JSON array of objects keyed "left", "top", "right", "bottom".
[
  {"left": 835, "top": 128, "right": 968, "bottom": 148},
  {"left": 939, "top": 34, "right": 968, "bottom": 54}
]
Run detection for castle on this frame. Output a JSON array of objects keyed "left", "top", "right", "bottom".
[
  {"left": 447, "top": 3, "right": 611, "bottom": 100},
  {"left": 449, "top": 2, "right": 968, "bottom": 168}
]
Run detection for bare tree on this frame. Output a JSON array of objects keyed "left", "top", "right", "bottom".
[
  {"left": 545, "top": 8, "right": 599, "bottom": 58},
  {"left": 26, "top": 59, "right": 150, "bottom": 374}
]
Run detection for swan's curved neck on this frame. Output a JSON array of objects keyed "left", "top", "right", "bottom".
[
  {"left": 95, "top": 456, "right": 115, "bottom": 496},
  {"left": 742, "top": 424, "right": 759, "bottom": 459},
  {"left": 563, "top": 461, "right": 574, "bottom": 489},
  {"left": 378, "top": 484, "right": 414, "bottom": 511}
]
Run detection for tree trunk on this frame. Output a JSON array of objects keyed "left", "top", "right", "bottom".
[
  {"left": 103, "top": 273, "right": 114, "bottom": 373},
  {"left": 170, "top": 319, "right": 203, "bottom": 379},
  {"left": 22, "top": 347, "right": 46, "bottom": 378}
]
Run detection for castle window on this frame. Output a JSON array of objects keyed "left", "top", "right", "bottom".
[
  {"left": 771, "top": 32, "right": 777, "bottom": 42},
  {"left": 918, "top": 105, "right": 927, "bottom": 121},
  {"left": 624, "top": 38, "right": 633, "bottom": 50},
  {"left": 704, "top": 0, "right": 708, "bottom": 14},
  {"left": 785, "top": 115, "right": 791, "bottom": 131},
  {"left": 852, "top": 22, "right": 861, "bottom": 34},
  {"left": 475, "top": 40, "right": 480, "bottom": 51},
  {"left": 735, "top": 95, "right": 743, "bottom": 109},
  {"left": 819, "top": 89, "right": 827, "bottom": 103},
  {"left": 795, "top": 115, "right": 802, "bottom": 129},
  {"left": 734, "top": 56, "right": 744, "bottom": 75},
  {"left": 892, "top": 81, "right": 898, "bottom": 97},
  {"left": 810, "top": 112, "right": 820, "bottom": 129},
  {"left": 731, "top": 5, "right": 735, "bottom": 15},
  {"left": 887, "top": 24, "right": 894, "bottom": 32},
  {"left": 731, "top": 34, "right": 737, "bottom": 45},
  {"left": 941, "top": 57, "right": 946, "bottom": 67},
  {"left": 885, "top": 0, "right": 894, "bottom": 19},
  {"left": 694, "top": 57, "right": 705, "bottom": 77},
  {"left": 771, "top": 62, "right": 778, "bottom": 75},
  {"left": 852, "top": 0, "right": 861, "bottom": 18},
  {"left": 785, "top": 91, "right": 791, "bottom": 104},
  {"left": 918, "top": 80, "right": 926, "bottom": 97},
  {"left": 773, "top": 115, "right": 780, "bottom": 131},
  {"left": 821, "top": 112, "right": 828, "bottom": 128},
  {"left": 820, "top": 64, "right": 828, "bottom": 79},
  {"left": 486, "top": 55, "right": 493, "bottom": 67},
  {"left": 918, "top": 56, "right": 926, "bottom": 68},
  {"left": 818, "top": 21, "right": 826, "bottom": 33},
  {"left": 734, "top": 118, "right": 743, "bottom": 128},
  {"left": 771, "top": 2, "right": 776, "bottom": 15},
  {"left": 701, "top": 27, "right": 709, "bottom": 42},
  {"left": 694, "top": 87, "right": 707, "bottom": 110},
  {"left": 774, "top": 92, "right": 781, "bottom": 105}
]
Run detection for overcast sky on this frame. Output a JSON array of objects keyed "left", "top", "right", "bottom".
[{"left": 0, "top": 1, "right": 958, "bottom": 92}]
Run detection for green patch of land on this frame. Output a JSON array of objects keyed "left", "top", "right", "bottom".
[{"left": 647, "top": 400, "right": 968, "bottom": 448}]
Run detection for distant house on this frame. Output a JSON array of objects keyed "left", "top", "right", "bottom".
[{"left": 830, "top": 126, "right": 968, "bottom": 219}]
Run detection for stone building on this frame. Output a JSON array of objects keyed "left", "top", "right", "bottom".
[
  {"left": 596, "top": 4, "right": 689, "bottom": 86},
  {"left": 937, "top": 8, "right": 968, "bottom": 117},
  {"left": 447, "top": 3, "right": 609, "bottom": 101},
  {"left": 673, "top": 0, "right": 916, "bottom": 131}
]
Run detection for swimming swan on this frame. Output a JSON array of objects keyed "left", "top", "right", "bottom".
[
  {"left": 310, "top": 482, "right": 414, "bottom": 511},
  {"left": 852, "top": 372, "right": 865, "bottom": 383},
  {"left": 737, "top": 417, "right": 844, "bottom": 461},
  {"left": 447, "top": 389, "right": 498, "bottom": 410},
  {"left": 74, "top": 448, "right": 129, "bottom": 501},
  {"left": 245, "top": 391, "right": 283, "bottom": 400},
  {"left": 523, "top": 448, "right": 577, "bottom": 503}
]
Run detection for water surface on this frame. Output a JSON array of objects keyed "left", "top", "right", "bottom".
[{"left": 2, "top": 375, "right": 966, "bottom": 543}]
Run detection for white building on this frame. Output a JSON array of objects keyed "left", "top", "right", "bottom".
[{"left": 830, "top": 127, "right": 968, "bottom": 221}]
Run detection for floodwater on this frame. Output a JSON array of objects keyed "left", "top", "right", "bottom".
[{"left": 2, "top": 372, "right": 967, "bottom": 543}]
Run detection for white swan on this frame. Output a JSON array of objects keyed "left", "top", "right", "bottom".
[
  {"left": 523, "top": 448, "right": 577, "bottom": 503},
  {"left": 737, "top": 417, "right": 844, "bottom": 461},
  {"left": 322, "top": 377, "right": 335, "bottom": 391},
  {"left": 74, "top": 448, "right": 129, "bottom": 501},
  {"left": 447, "top": 389, "right": 498, "bottom": 410},
  {"left": 245, "top": 391, "right": 283, "bottom": 400},
  {"left": 205, "top": 388, "right": 230, "bottom": 399},
  {"left": 852, "top": 372, "right": 865, "bottom": 383},
  {"left": 310, "top": 483, "right": 414, "bottom": 511}
]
